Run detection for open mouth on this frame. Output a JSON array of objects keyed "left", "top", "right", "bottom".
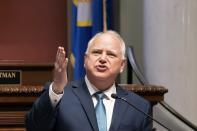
[{"left": 96, "top": 65, "right": 108, "bottom": 72}]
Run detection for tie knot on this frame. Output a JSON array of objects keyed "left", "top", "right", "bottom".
[{"left": 95, "top": 92, "right": 105, "bottom": 100}]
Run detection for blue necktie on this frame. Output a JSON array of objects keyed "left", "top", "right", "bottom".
[{"left": 95, "top": 92, "right": 107, "bottom": 131}]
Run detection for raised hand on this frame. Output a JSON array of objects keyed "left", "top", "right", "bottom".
[{"left": 52, "top": 46, "right": 68, "bottom": 94}]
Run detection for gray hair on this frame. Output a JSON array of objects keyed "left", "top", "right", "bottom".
[{"left": 85, "top": 30, "right": 126, "bottom": 59}]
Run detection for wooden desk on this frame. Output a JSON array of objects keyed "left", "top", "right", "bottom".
[{"left": 0, "top": 84, "right": 168, "bottom": 131}]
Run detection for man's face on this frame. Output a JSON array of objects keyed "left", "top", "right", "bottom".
[{"left": 84, "top": 33, "right": 126, "bottom": 84}]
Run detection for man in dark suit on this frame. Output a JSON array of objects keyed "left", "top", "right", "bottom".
[{"left": 26, "top": 30, "right": 152, "bottom": 131}]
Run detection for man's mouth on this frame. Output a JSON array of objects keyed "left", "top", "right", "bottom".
[{"left": 95, "top": 65, "right": 108, "bottom": 72}]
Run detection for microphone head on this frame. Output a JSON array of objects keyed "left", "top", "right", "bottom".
[{"left": 111, "top": 93, "right": 119, "bottom": 99}]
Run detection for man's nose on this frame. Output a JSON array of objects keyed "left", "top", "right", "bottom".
[{"left": 99, "top": 53, "right": 107, "bottom": 63}]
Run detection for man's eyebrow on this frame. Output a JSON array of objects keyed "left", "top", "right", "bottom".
[
  {"left": 107, "top": 50, "right": 118, "bottom": 54},
  {"left": 90, "top": 48, "right": 119, "bottom": 53},
  {"left": 91, "top": 48, "right": 100, "bottom": 50},
  {"left": 91, "top": 48, "right": 101, "bottom": 51}
]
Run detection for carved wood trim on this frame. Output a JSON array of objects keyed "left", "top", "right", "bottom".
[
  {"left": 119, "top": 84, "right": 168, "bottom": 95},
  {"left": 0, "top": 86, "right": 42, "bottom": 104},
  {"left": 0, "top": 84, "right": 168, "bottom": 104},
  {"left": 0, "top": 84, "right": 168, "bottom": 96},
  {"left": 0, "top": 85, "right": 43, "bottom": 95},
  {"left": 119, "top": 84, "right": 168, "bottom": 103},
  {"left": 0, "top": 111, "right": 25, "bottom": 126}
]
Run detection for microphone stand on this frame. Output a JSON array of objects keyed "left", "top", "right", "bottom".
[{"left": 111, "top": 94, "right": 171, "bottom": 131}]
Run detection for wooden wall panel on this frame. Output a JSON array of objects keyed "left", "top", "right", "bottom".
[
  {"left": 0, "top": 0, "right": 67, "bottom": 64},
  {"left": 0, "top": 0, "right": 67, "bottom": 130}
]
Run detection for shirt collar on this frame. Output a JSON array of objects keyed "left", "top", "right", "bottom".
[{"left": 85, "top": 75, "right": 116, "bottom": 100}]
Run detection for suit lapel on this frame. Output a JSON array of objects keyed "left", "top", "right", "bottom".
[
  {"left": 109, "top": 86, "right": 129, "bottom": 131},
  {"left": 71, "top": 79, "right": 99, "bottom": 131}
]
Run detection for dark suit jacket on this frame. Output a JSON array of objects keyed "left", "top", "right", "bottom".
[{"left": 26, "top": 78, "right": 152, "bottom": 131}]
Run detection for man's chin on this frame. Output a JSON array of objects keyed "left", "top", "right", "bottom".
[
  {"left": 87, "top": 72, "right": 112, "bottom": 81},
  {"left": 93, "top": 74, "right": 111, "bottom": 80}
]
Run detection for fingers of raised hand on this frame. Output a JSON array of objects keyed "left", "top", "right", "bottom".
[{"left": 55, "top": 46, "right": 68, "bottom": 72}]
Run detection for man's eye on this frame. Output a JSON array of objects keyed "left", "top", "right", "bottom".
[
  {"left": 92, "top": 51, "right": 101, "bottom": 55},
  {"left": 108, "top": 53, "right": 116, "bottom": 58}
]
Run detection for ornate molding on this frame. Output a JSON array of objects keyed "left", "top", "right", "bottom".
[
  {"left": 119, "top": 84, "right": 168, "bottom": 95},
  {"left": 0, "top": 85, "right": 42, "bottom": 104},
  {"left": 0, "top": 85, "right": 43, "bottom": 95},
  {"left": 0, "top": 84, "right": 168, "bottom": 103},
  {"left": 0, "top": 84, "right": 168, "bottom": 96}
]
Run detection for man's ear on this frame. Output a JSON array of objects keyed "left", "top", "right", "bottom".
[
  {"left": 120, "top": 59, "right": 126, "bottom": 73},
  {"left": 84, "top": 54, "right": 87, "bottom": 68}
]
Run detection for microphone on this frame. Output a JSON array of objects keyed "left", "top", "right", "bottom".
[{"left": 111, "top": 94, "right": 171, "bottom": 131}]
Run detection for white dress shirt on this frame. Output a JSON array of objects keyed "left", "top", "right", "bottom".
[{"left": 49, "top": 75, "right": 116, "bottom": 131}]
